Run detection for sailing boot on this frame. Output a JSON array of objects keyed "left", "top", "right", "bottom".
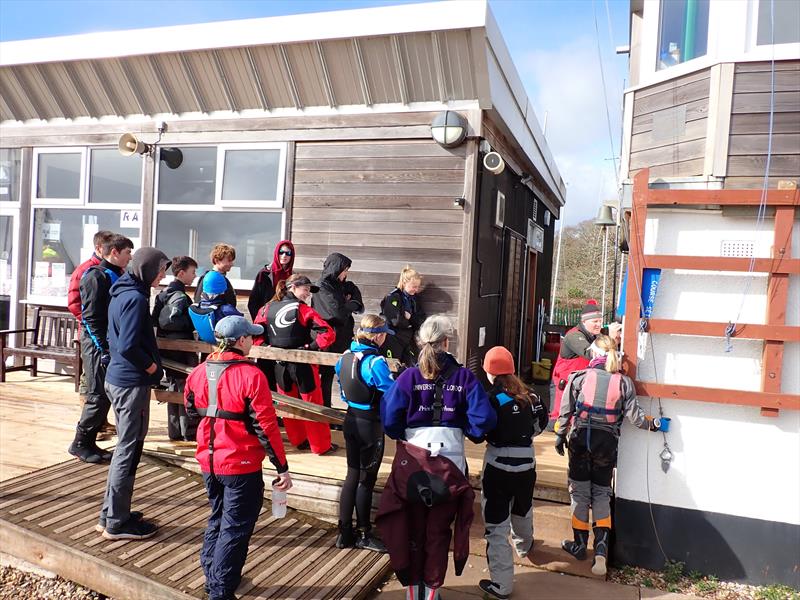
[
  {"left": 68, "top": 431, "right": 104, "bottom": 464},
  {"left": 335, "top": 520, "right": 356, "bottom": 549},
  {"left": 87, "top": 431, "right": 113, "bottom": 462},
  {"left": 591, "top": 526, "right": 611, "bottom": 576},
  {"left": 561, "top": 528, "right": 589, "bottom": 560},
  {"left": 355, "top": 527, "right": 387, "bottom": 553}
]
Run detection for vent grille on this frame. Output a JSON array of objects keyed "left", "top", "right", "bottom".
[{"left": 721, "top": 240, "right": 755, "bottom": 258}]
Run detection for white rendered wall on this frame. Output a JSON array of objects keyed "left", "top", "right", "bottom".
[{"left": 616, "top": 208, "right": 800, "bottom": 526}]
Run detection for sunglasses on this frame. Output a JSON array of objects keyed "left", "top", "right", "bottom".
[{"left": 278, "top": 250, "right": 293, "bottom": 256}]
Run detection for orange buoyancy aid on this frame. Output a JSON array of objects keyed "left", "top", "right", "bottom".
[{"left": 574, "top": 369, "right": 624, "bottom": 424}]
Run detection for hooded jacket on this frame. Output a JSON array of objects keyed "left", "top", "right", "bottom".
[
  {"left": 550, "top": 322, "right": 595, "bottom": 418},
  {"left": 247, "top": 239, "right": 295, "bottom": 319},
  {"left": 311, "top": 253, "right": 364, "bottom": 353},
  {"left": 67, "top": 253, "right": 101, "bottom": 321},
  {"left": 151, "top": 279, "right": 194, "bottom": 339},
  {"left": 105, "top": 248, "right": 170, "bottom": 388}
]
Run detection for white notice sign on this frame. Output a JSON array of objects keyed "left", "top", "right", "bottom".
[{"left": 120, "top": 210, "right": 141, "bottom": 229}]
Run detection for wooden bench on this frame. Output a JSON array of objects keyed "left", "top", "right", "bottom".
[{"left": 0, "top": 307, "right": 82, "bottom": 392}]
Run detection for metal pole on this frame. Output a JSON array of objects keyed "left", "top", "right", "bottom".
[
  {"left": 549, "top": 203, "right": 566, "bottom": 324},
  {"left": 611, "top": 224, "right": 619, "bottom": 319},
  {"left": 600, "top": 226, "right": 609, "bottom": 318}
]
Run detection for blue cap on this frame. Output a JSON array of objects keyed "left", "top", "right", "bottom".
[
  {"left": 203, "top": 270, "right": 227, "bottom": 295},
  {"left": 214, "top": 316, "right": 263, "bottom": 341},
  {"left": 361, "top": 323, "right": 395, "bottom": 335}
]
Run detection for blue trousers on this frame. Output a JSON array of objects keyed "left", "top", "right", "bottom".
[{"left": 201, "top": 471, "right": 264, "bottom": 600}]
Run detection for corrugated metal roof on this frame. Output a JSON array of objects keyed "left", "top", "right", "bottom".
[{"left": 0, "top": 1, "right": 566, "bottom": 205}]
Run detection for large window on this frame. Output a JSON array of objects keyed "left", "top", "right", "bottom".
[
  {"left": 657, "top": 0, "right": 710, "bottom": 70},
  {"left": 0, "top": 215, "right": 13, "bottom": 329},
  {"left": 155, "top": 143, "right": 287, "bottom": 283},
  {"left": 29, "top": 147, "right": 143, "bottom": 303},
  {"left": 0, "top": 149, "right": 21, "bottom": 204},
  {"left": 758, "top": 0, "right": 800, "bottom": 45}
]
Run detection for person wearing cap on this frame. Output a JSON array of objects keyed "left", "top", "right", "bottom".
[
  {"left": 334, "top": 314, "right": 396, "bottom": 553},
  {"left": 549, "top": 299, "right": 620, "bottom": 427},
  {"left": 98, "top": 247, "right": 170, "bottom": 541},
  {"left": 199, "top": 269, "right": 243, "bottom": 322},
  {"left": 254, "top": 274, "right": 338, "bottom": 455},
  {"left": 185, "top": 315, "right": 292, "bottom": 600},
  {"left": 477, "top": 346, "right": 548, "bottom": 600},
  {"left": 554, "top": 334, "right": 663, "bottom": 577}
]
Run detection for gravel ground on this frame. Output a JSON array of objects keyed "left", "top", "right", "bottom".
[
  {"left": 0, "top": 565, "right": 108, "bottom": 600},
  {"left": 610, "top": 565, "right": 799, "bottom": 600}
]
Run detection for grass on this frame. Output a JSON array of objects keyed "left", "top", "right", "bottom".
[{"left": 755, "top": 585, "right": 800, "bottom": 600}]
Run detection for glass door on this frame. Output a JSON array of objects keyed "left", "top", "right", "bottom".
[{"left": 0, "top": 213, "right": 17, "bottom": 331}]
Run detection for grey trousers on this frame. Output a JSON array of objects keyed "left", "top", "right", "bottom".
[
  {"left": 76, "top": 335, "right": 111, "bottom": 436},
  {"left": 100, "top": 382, "right": 150, "bottom": 530}
]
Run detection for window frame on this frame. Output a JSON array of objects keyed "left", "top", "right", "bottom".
[
  {"left": 27, "top": 146, "right": 143, "bottom": 306},
  {"left": 86, "top": 146, "right": 146, "bottom": 206},
  {"left": 655, "top": 0, "right": 710, "bottom": 72},
  {"left": 0, "top": 148, "right": 23, "bottom": 207},
  {"left": 31, "top": 147, "right": 87, "bottom": 206}
]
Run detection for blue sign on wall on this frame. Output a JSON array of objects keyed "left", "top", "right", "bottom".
[{"left": 617, "top": 267, "right": 662, "bottom": 318}]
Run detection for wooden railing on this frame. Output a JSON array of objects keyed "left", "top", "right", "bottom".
[
  {"left": 152, "top": 339, "right": 402, "bottom": 425},
  {"left": 622, "top": 168, "right": 800, "bottom": 415}
]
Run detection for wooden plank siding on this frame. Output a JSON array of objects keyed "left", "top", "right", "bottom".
[
  {"left": 291, "top": 140, "right": 466, "bottom": 342},
  {"left": 629, "top": 68, "right": 711, "bottom": 178},
  {"left": 725, "top": 61, "right": 800, "bottom": 189}
]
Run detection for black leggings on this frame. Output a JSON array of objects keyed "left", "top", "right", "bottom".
[
  {"left": 319, "top": 364, "right": 335, "bottom": 408},
  {"left": 339, "top": 410, "right": 384, "bottom": 529},
  {"left": 567, "top": 427, "right": 618, "bottom": 486}
]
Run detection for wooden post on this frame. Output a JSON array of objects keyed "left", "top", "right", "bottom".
[
  {"left": 622, "top": 168, "right": 650, "bottom": 380},
  {"left": 760, "top": 204, "right": 795, "bottom": 417}
]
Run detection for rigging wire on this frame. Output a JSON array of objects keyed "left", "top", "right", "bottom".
[{"left": 592, "top": 0, "right": 620, "bottom": 187}]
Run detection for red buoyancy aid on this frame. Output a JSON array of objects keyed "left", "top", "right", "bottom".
[
  {"left": 550, "top": 327, "right": 591, "bottom": 417},
  {"left": 575, "top": 370, "right": 624, "bottom": 424}
]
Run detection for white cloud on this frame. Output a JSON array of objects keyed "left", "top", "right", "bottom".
[{"left": 519, "top": 36, "right": 625, "bottom": 225}]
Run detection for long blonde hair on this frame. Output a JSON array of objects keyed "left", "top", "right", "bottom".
[
  {"left": 592, "top": 334, "right": 621, "bottom": 373},
  {"left": 397, "top": 265, "right": 422, "bottom": 290},
  {"left": 356, "top": 314, "right": 387, "bottom": 345},
  {"left": 417, "top": 315, "right": 452, "bottom": 380}
]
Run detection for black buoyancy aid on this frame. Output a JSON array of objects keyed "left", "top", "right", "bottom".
[
  {"left": 264, "top": 297, "right": 311, "bottom": 349},
  {"left": 339, "top": 347, "right": 381, "bottom": 410}
]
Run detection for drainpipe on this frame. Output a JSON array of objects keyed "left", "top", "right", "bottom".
[{"left": 683, "top": 0, "right": 697, "bottom": 62}]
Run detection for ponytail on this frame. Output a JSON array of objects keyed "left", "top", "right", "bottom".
[
  {"left": 417, "top": 315, "right": 452, "bottom": 380},
  {"left": 397, "top": 265, "right": 422, "bottom": 290},
  {"left": 592, "top": 334, "right": 621, "bottom": 373},
  {"left": 271, "top": 280, "right": 288, "bottom": 302}
]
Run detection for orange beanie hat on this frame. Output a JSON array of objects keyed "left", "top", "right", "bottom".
[{"left": 483, "top": 346, "right": 515, "bottom": 376}]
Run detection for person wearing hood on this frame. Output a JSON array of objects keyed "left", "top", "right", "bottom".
[
  {"left": 248, "top": 240, "right": 295, "bottom": 392},
  {"left": 98, "top": 247, "right": 170, "bottom": 541},
  {"left": 247, "top": 240, "right": 295, "bottom": 320},
  {"left": 312, "top": 252, "right": 364, "bottom": 408}
]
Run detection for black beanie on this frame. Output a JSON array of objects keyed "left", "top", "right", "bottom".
[
  {"left": 581, "top": 300, "right": 602, "bottom": 321},
  {"left": 129, "top": 247, "right": 170, "bottom": 286}
]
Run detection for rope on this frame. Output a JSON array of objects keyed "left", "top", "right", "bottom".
[{"left": 592, "top": 0, "right": 620, "bottom": 188}]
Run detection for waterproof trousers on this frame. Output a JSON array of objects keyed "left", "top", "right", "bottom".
[
  {"left": 339, "top": 409, "right": 384, "bottom": 528},
  {"left": 278, "top": 363, "right": 332, "bottom": 454},
  {"left": 76, "top": 335, "right": 111, "bottom": 437},
  {"left": 201, "top": 471, "right": 264, "bottom": 600},
  {"left": 481, "top": 462, "right": 536, "bottom": 595},
  {"left": 567, "top": 427, "right": 616, "bottom": 530},
  {"left": 100, "top": 383, "right": 149, "bottom": 530}
]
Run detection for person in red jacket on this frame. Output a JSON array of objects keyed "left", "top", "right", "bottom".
[
  {"left": 254, "top": 274, "right": 338, "bottom": 455},
  {"left": 185, "top": 315, "right": 292, "bottom": 600},
  {"left": 67, "top": 230, "right": 114, "bottom": 436}
]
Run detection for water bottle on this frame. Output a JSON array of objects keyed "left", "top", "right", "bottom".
[{"left": 271, "top": 478, "right": 287, "bottom": 519}]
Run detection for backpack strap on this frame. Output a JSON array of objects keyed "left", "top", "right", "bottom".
[{"left": 431, "top": 360, "right": 460, "bottom": 426}]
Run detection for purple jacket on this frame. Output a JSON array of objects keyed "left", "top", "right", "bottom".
[{"left": 381, "top": 353, "right": 496, "bottom": 440}]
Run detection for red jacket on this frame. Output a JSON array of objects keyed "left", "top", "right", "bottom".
[
  {"left": 67, "top": 253, "right": 101, "bottom": 320},
  {"left": 253, "top": 295, "right": 337, "bottom": 350},
  {"left": 550, "top": 325, "right": 592, "bottom": 419},
  {"left": 185, "top": 350, "right": 288, "bottom": 475},
  {"left": 376, "top": 441, "right": 474, "bottom": 589}
]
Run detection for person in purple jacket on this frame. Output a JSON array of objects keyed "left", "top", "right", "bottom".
[{"left": 380, "top": 315, "right": 496, "bottom": 600}]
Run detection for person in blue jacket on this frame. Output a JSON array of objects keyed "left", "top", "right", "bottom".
[
  {"left": 381, "top": 315, "right": 496, "bottom": 473},
  {"left": 334, "top": 314, "right": 396, "bottom": 553},
  {"left": 99, "top": 247, "right": 170, "bottom": 540}
]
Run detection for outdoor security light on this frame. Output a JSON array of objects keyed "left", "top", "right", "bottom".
[{"left": 431, "top": 110, "right": 467, "bottom": 148}]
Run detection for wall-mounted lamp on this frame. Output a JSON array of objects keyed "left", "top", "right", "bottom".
[{"left": 431, "top": 110, "right": 467, "bottom": 148}]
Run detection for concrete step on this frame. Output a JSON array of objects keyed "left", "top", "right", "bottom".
[{"left": 468, "top": 498, "right": 605, "bottom": 581}]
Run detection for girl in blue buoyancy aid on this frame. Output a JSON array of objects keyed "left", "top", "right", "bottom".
[
  {"left": 334, "top": 314, "right": 396, "bottom": 553},
  {"left": 555, "top": 334, "right": 665, "bottom": 577},
  {"left": 478, "top": 346, "right": 548, "bottom": 600}
]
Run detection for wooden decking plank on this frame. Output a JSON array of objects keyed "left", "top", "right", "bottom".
[
  {"left": 287, "top": 546, "right": 372, "bottom": 600},
  {"left": 257, "top": 536, "right": 334, "bottom": 599},
  {"left": 340, "top": 554, "right": 393, "bottom": 600},
  {"left": 26, "top": 466, "right": 161, "bottom": 523},
  {"left": 0, "top": 459, "right": 89, "bottom": 493},
  {"left": 318, "top": 550, "right": 378, "bottom": 599},
  {"left": 0, "top": 461, "right": 99, "bottom": 509},
  {"left": 128, "top": 509, "right": 223, "bottom": 566}
]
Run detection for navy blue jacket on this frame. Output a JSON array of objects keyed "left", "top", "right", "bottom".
[{"left": 106, "top": 272, "right": 163, "bottom": 388}]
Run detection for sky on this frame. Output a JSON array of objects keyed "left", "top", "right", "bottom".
[{"left": 0, "top": 0, "right": 631, "bottom": 226}]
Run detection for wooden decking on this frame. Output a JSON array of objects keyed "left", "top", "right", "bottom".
[{"left": 0, "top": 455, "right": 389, "bottom": 600}]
